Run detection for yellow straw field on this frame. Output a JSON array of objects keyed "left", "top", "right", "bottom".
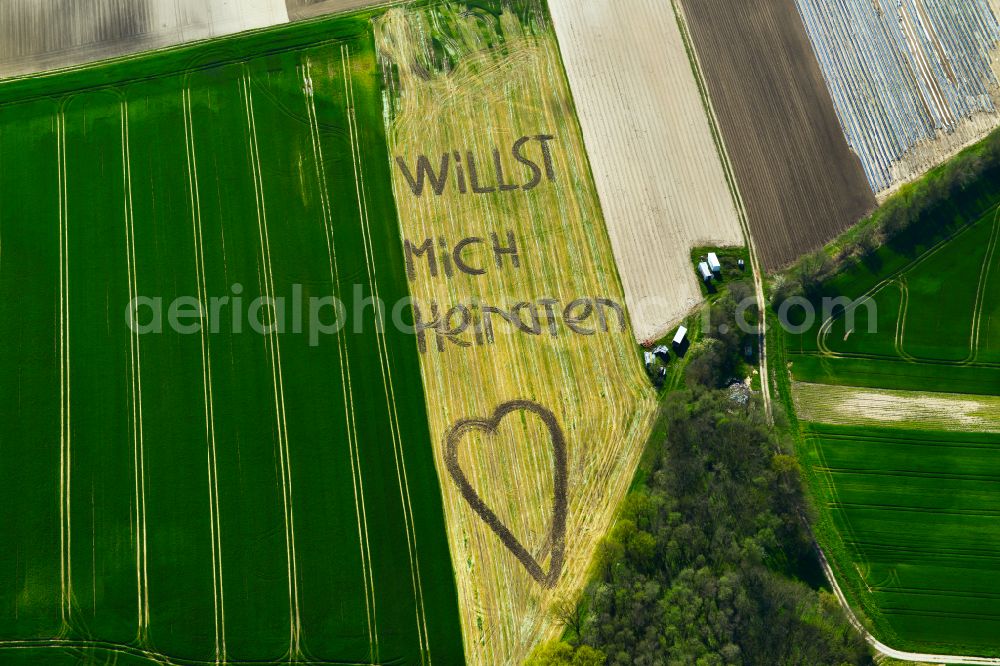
[{"left": 375, "top": 3, "right": 657, "bottom": 663}]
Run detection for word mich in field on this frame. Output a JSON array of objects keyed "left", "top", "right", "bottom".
[
  {"left": 396, "top": 134, "right": 557, "bottom": 197},
  {"left": 404, "top": 231, "right": 520, "bottom": 282},
  {"left": 413, "top": 296, "right": 627, "bottom": 354}
]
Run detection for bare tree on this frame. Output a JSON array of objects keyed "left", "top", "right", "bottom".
[{"left": 550, "top": 595, "right": 584, "bottom": 640}]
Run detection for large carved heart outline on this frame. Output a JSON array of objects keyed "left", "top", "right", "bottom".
[{"left": 444, "top": 400, "right": 568, "bottom": 588}]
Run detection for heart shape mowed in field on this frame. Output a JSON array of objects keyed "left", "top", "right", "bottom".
[{"left": 444, "top": 400, "right": 568, "bottom": 588}]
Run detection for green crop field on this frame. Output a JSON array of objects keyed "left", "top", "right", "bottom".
[
  {"left": 0, "top": 11, "right": 462, "bottom": 666},
  {"left": 801, "top": 423, "right": 1000, "bottom": 656},
  {"left": 780, "top": 158, "right": 1000, "bottom": 656},
  {"left": 784, "top": 205, "right": 1000, "bottom": 393}
]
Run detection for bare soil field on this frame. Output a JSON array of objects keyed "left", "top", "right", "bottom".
[
  {"left": 793, "top": 382, "right": 1000, "bottom": 433},
  {"left": 286, "top": 0, "right": 390, "bottom": 21},
  {"left": 0, "top": 0, "right": 288, "bottom": 79},
  {"left": 547, "top": 0, "right": 744, "bottom": 343},
  {"left": 676, "top": 0, "right": 875, "bottom": 269}
]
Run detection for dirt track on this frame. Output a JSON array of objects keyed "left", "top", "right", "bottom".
[
  {"left": 0, "top": 0, "right": 288, "bottom": 79},
  {"left": 677, "top": 0, "right": 875, "bottom": 269}
]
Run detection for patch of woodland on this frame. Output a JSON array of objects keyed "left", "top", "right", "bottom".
[
  {"left": 682, "top": 282, "right": 757, "bottom": 392},
  {"left": 527, "top": 385, "right": 872, "bottom": 665}
]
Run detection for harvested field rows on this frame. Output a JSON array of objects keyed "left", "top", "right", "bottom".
[
  {"left": 800, "top": 424, "right": 1000, "bottom": 656},
  {"left": 0, "top": 14, "right": 462, "bottom": 665},
  {"left": 794, "top": 0, "right": 1000, "bottom": 193},
  {"left": 547, "top": 0, "right": 743, "bottom": 342},
  {"left": 376, "top": 2, "right": 656, "bottom": 663},
  {"left": 0, "top": 0, "right": 289, "bottom": 79},
  {"left": 793, "top": 383, "right": 1000, "bottom": 432},
  {"left": 677, "top": 0, "right": 875, "bottom": 269}
]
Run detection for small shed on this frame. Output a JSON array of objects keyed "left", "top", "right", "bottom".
[
  {"left": 653, "top": 345, "right": 670, "bottom": 362},
  {"left": 697, "top": 262, "right": 712, "bottom": 283},
  {"left": 644, "top": 351, "right": 655, "bottom": 369},
  {"left": 707, "top": 252, "right": 722, "bottom": 274},
  {"left": 672, "top": 326, "right": 688, "bottom": 347}
]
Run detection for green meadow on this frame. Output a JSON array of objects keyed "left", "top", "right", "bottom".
[
  {"left": 0, "top": 11, "right": 462, "bottom": 666},
  {"left": 784, "top": 204, "right": 999, "bottom": 394}
]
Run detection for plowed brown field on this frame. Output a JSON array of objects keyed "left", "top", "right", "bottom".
[{"left": 676, "top": 0, "right": 875, "bottom": 269}]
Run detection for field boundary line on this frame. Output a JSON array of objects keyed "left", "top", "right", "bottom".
[
  {"left": 342, "top": 43, "right": 431, "bottom": 664},
  {"left": 56, "top": 105, "right": 74, "bottom": 633},
  {"left": 300, "top": 58, "right": 380, "bottom": 664},
  {"left": 241, "top": 68, "right": 303, "bottom": 661},
  {"left": 182, "top": 85, "right": 227, "bottom": 665}
]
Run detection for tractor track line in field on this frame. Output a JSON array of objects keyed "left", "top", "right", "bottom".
[
  {"left": 300, "top": 59, "right": 380, "bottom": 664},
  {"left": 798, "top": 436, "right": 1000, "bottom": 665},
  {"left": 970, "top": 211, "right": 999, "bottom": 364},
  {"left": 183, "top": 86, "right": 228, "bottom": 665},
  {"left": 809, "top": 435, "right": 866, "bottom": 576},
  {"left": 892, "top": 278, "right": 918, "bottom": 362},
  {"left": 0, "top": 637, "right": 377, "bottom": 666},
  {"left": 795, "top": 348, "right": 1000, "bottom": 369},
  {"left": 815, "top": 544, "right": 1000, "bottom": 665},
  {"left": 121, "top": 98, "right": 151, "bottom": 644},
  {"left": 242, "top": 68, "right": 303, "bottom": 661},
  {"left": 56, "top": 106, "right": 74, "bottom": 631},
  {"left": 342, "top": 43, "right": 432, "bottom": 663},
  {"left": 894, "top": 210, "right": 998, "bottom": 364}
]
